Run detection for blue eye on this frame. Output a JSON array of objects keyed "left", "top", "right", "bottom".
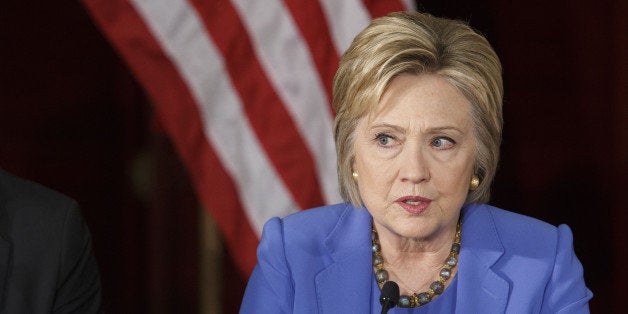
[
  {"left": 375, "top": 133, "right": 394, "bottom": 146},
  {"left": 432, "top": 137, "right": 455, "bottom": 149}
]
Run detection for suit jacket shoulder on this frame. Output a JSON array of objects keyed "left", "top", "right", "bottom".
[
  {"left": 0, "top": 169, "right": 102, "bottom": 313},
  {"left": 0, "top": 169, "right": 78, "bottom": 220}
]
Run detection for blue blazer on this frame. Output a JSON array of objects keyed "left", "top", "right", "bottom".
[{"left": 240, "top": 203, "right": 592, "bottom": 313}]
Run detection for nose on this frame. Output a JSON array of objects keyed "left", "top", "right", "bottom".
[{"left": 399, "top": 144, "right": 430, "bottom": 184}]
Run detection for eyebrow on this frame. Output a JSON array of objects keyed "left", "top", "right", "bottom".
[
  {"left": 369, "top": 123, "right": 465, "bottom": 134},
  {"left": 369, "top": 123, "right": 405, "bottom": 132},
  {"left": 426, "top": 126, "right": 465, "bottom": 134}
]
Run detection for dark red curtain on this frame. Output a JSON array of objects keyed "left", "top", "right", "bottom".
[
  {"left": 421, "top": 1, "right": 627, "bottom": 312},
  {"left": 1, "top": 2, "right": 204, "bottom": 312},
  {"left": 1, "top": 1, "right": 625, "bottom": 313}
]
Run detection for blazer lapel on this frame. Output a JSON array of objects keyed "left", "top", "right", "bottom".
[
  {"left": 315, "top": 206, "right": 374, "bottom": 314},
  {"left": 456, "top": 205, "right": 510, "bottom": 314}
]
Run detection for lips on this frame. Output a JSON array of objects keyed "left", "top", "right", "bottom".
[{"left": 395, "top": 196, "right": 432, "bottom": 215}]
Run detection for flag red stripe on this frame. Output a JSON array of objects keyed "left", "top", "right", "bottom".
[
  {"left": 82, "top": 0, "right": 259, "bottom": 274},
  {"left": 190, "top": 0, "right": 326, "bottom": 210},
  {"left": 283, "top": 0, "right": 340, "bottom": 109},
  {"left": 362, "top": 0, "right": 406, "bottom": 18}
]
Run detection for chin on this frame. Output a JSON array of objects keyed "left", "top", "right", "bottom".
[{"left": 392, "top": 221, "right": 436, "bottom": 239}]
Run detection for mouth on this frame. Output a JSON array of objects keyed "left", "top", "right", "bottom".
[
  {"left": 397, "top": 195, "right": 431, "bottom": 203},
  {"left": 403, "top": 199, "right": 424, "bottom": 205},
  {"left": 395, "top": 196, "right": 432, "bottom": 214}
]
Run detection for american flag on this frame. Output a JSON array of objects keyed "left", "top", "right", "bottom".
[{"left": 82, "top": 0, "right": 415, "bottom": 276}]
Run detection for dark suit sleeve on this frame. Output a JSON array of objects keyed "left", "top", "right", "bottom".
[
  {"left": 240, "top": 217, "right": 294, "bottom": 314},
  {"left": 541, "top": 224, "right": 593, "bottom": 313},
  {"left": 52, "top": 203, "right": 102, "bottom": 314}
]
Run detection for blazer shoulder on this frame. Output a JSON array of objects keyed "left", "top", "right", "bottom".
[
  {"left": 462, "top": 204, "right": 591, "bottom": 312},
  {"left": 466, "top": 204, "right": 561, "bottom": 256},
  {"left": 471, "top": 204, "right": 557, "bottom": 233},
  {"left": 252, "top": 204, "right": 353, "bottom": 291},
  {"left": 258, "top": 203, "right": 367, "bottom": 268},
  {"left": 281, "top": 203, "right": 353, "bottom": 237}
]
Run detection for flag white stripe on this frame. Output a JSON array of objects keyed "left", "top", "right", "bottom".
[
  {"left": 129, "top": 0, "right": 298, "bottom": 235},
  {"left": 231, "top": 0, "right": 342, "bottom": 205},
  {"left": 401, "top": 0, "right": 416, "bottom": 11},
  {"left": 319, "top": 0, "right": 372, "bottom": 54}
]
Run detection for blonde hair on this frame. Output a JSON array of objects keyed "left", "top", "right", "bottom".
[{"left": 333, "top": 11, "right": 503, "bottom": 206}]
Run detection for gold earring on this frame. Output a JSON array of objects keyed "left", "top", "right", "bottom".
[
  {"left": 352, "top": 172, "right": 358, "bottom": 180},
  {"left": 470, "top": 175, "right": 480, "bottom": 190}
]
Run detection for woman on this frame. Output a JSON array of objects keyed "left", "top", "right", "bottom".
[{"left": 240, "top": 12, "right": 592, "bottom": 313}]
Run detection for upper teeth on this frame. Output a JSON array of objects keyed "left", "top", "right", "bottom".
[{"left": 405, "top": 200, "right": 421, "bottom": 205}]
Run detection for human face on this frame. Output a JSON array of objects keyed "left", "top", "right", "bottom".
[{"left": 353, "top": 74, "right": 476, "bottom": 244}]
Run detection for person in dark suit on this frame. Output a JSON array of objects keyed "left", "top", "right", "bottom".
[
  {"left": 0, "top": 168, "right": 101, "bottom": 313},
  {"left": 241, "top": 12, "right": 592, "bottom": 313}
]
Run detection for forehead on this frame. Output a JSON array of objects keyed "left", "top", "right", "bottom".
[{"left": 366, "top": 74, "right": 472, "bottom": 127}]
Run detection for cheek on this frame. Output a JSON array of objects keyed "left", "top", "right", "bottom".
[
  {"left": 355, "top": 158, "right": 382, "bottom": 187},
  {"left": 432, "top": 155, "right": 475, "bottom": 195},
  {"left": 355, "top": 154, "right": 395, "bottom": 195},
  {"left": 353, "top": 139, "right": 378, "bottom": 178}
]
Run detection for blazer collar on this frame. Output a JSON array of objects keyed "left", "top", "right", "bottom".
[
  {"left": 455, "top": 204, "right": 510, "bottom": 313},
  {"left": 315, "top": 205, "right": 374, "bottom": 314}
]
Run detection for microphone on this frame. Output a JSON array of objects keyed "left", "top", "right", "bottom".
[{"left": 379, "top": 281, "right": 399, "bottom": 314}]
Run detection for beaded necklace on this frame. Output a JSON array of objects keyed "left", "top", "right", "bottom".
[{"left": 371, "top": 219, "right": 462, "bottom": 308}]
